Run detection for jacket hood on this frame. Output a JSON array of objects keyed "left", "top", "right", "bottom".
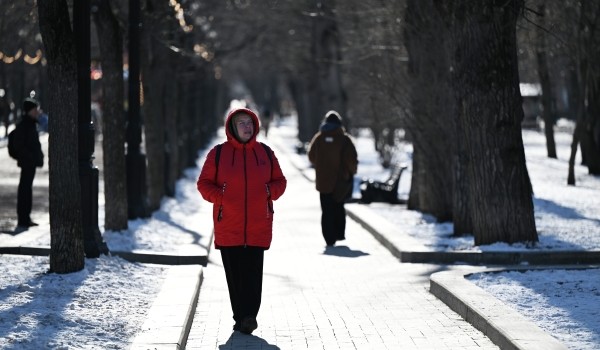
[
  {"left": 319, "top": 121, "right": 343, "bottom": 133},
  {"left": 225, "top": 107, "right": 260, "bottom": 146},
  {"left": 320, "top": 110, "right": 343, "bottom": 132}
]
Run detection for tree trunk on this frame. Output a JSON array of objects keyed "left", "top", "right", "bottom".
[
  {"left": 453, "top": 104, "right": 472, "bottom": 235},
  {"left": 581, "top": 74, "right": 600, "bottom": 174},
  {"left": 535, "top": 4, "right": 557, "bottom": 159},
  {"left": 405, "top": 0, "right": 454, "bottom": 222},
  {"left": 450, "top": 0, "right": 538, "bottom": 245},
  {"left": 92, "top": 0, "right": 128, "bottom": 231},
  {"left": 567, "top": 123, "right": 579, "bottom": 185},
  {"left": 307, "top": 0, "right": 346, "bottom": 134},
  {"left": 141, "top": 4, "right": 166, "bottom": 211},
  {"left": 38, "top": 0, "right": 85, "bottom": 273},
  {"left": 164, "top": 53, "right": 179, "bottom": 197},
  {"left": 288, "top": 75, "right": 313, "bottom": 144}
]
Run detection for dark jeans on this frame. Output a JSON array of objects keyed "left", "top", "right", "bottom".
[
  {"left": 220, "top": 246, "right": 264, "bottom": 325},
  {"left": 17, "top": 166, "right": 36, "bottom": 226},
  {"left": 319, "top": 192, "right": 346, "bottom": 245}
]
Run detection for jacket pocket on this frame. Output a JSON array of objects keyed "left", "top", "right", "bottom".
[{"left": 265, "top": 184, "right": 274, "bottom": 218}]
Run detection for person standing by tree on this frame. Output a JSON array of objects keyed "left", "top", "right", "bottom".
[
  {"left": 13, "top": 98, "right": 44, "bottom": 230},
  {"left": 308, "top": 110, "right": 358, "bottom": 247},
  {"left": 197, "top": 107, "right": 287, "bottom": 334}
]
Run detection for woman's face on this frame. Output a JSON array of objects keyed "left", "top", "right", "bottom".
[{"left": 233, "top": 113, "right": 254, "bottom": 143}]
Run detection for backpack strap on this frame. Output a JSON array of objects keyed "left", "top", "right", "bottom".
[
  {"left": 214, "top": 143, "right": 223, "bottom": 181},
  {"left": 260, "top": 142, "right": 273, "bottom": 175}
]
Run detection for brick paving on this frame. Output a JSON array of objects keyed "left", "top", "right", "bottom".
[{"left": 186, "top": 139, "right": 498, "bottom": 350}]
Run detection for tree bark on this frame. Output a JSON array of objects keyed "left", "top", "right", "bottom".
[
  {"left": 450, "top": 0, "right": 538, "bottom": 245},
  {"left": 92, "top": 0, "right": 128, "bottom": 231},
  {"left": 141, "top": 1, "right": 167, "bottom": 211},
  {"left": 567, "top": 123, "right": 579, "bottom": 185},
  {"left": 38, "top": 0, "right": 85, "bottom": 273},
  {"left": 580, "top": 73, "right": 600, "bottom": 174},
  {"left": 535, "top": 4, "right": 557, "bottom": 159},
  {"left": 405, "top": 0, "right": 454, "bottom": 222},
  {"left": 164, "top": 51, "right": 179, "bottom": 197},
  {"left": 307, "top": 0, "right": 346, "bottom": 136},
  {"left": 453, "top": 101, "right": 473, "bottom": 235}
]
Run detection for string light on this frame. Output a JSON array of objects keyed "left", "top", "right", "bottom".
[
  {"left": 169, "top": 0, "right": 193, "bottom": 32},
  {"left": 0, "top": 48, "right": 43, "bottom": 65}
]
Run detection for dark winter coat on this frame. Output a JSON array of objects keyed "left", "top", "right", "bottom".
[
  {"left": 197, "top": 108, "right": 287, "bottom": 249},
  {"left": 14, "top": 116, "right": 43, "bottom": 169},
  {"left": 308, "top": 125, "right": 358, "bottom": 194}
]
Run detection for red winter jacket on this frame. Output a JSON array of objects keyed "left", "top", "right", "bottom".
[{"left": 197, "top": 108, "right": 287, "bottom": 249}]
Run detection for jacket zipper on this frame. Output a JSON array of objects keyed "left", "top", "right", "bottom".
[{"left": 243, "top": 146, "right": 248, "bottom": 247}]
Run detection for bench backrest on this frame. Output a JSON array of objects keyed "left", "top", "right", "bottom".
[{"left": 386, "top": 164, "right": 408, "bottom": 190}]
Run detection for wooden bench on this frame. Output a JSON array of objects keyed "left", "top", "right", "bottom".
[{"left": 359, "top": 164, "right": 407, "bottom": 204}]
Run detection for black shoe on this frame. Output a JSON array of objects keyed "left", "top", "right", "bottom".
[
  {"left": 13, "top": 226, "right": 29, "bottom": 234},
  {"left": 18, "top": 221, "right": 38, "bottom": 227},
  {"left": 239, "top": 317, "right": 257, "bottom": 335}
]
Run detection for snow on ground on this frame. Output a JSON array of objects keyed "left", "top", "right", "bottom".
[
  {"left": 468, "top": 268, "right": 600, "bottom": 350},
  {"left": 0, "top": 255, "right": 166, "bottom": 349},
  {"left": 0, "top": 116, "right": 599, "bottom": 349}
]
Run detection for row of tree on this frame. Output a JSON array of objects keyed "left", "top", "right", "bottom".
[
  {"left": 197, "top": 0, "right": 599, "bottom": 246},
  {"left": 1, "top": 0, "right": 598, "bottom": 272}
]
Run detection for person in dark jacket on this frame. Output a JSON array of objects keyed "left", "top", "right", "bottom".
[
  {"left": 14, "top": 98, "right": 44, "bottom": 229},
  {"left": 197, "top": 107, "right": 287, "bottom": 334},
  {"left": 308, "top": 110, "right": 358, "bottom": 246}
]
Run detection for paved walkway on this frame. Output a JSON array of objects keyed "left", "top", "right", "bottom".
[{"left": 185, "top": 133, "right": 498, "bottom": 349}]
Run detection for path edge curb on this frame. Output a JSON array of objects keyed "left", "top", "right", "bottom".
[{"left": 430, "top": 269, "right": 568, "bottom": 350}]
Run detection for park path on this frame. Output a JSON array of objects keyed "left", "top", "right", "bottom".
[{"left": 185, "top": 127, "right": 498, "bottom": 350}]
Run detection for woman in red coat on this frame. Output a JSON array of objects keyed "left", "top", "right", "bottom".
[{"left": 197, "top": 107, "right": 286, "bottom": 334}]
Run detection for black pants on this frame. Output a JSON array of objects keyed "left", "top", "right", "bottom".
[
  {"left": 17, "top": 166, "right": 36, "bottom": 226},
  {"left": 220, "top": 246, "right": 264, "bottom": 325},
  {"left": 319, "top": 193, "right": 346, "bottom": 245}
]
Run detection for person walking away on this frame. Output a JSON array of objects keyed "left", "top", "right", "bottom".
[
  {"left": 197, "top": 107, "right": 287, "bottom": 334},
  {"left": 261, "top": 108, "right": 272, "bottom": 138},
  {"left": 308, "top": 110, "right": 358, "bottom": 247},
  {"left": 13, "top": 98, "right": 44, "bottom": 229}
]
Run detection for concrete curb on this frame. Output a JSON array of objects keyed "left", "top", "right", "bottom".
[
  {"left": 345, "top": 204, "right": 600, "bottom": 265},
  {"left": 129, "top": 264, "right": 204, "bottom": 350},
  {"left": 0, "top": 246, "right": 208, "bottom": 266},
  {"left": 430, "top": 268, "right": 569, "bottom": 350}
]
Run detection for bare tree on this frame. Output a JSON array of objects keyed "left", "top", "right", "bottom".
[
  {"left": 446, "top": 0, "right": 538, "bottom": 245},
  {"left": 303, "top": 0, "right": 347, "bottom": 140},
  {"left": 92, "top": 0, "right": 128, "bottom": 231},
  {"left": 336, "top": 1, "right": 408, "bottom": 164},
  {"left": 533, "top": 4, "right": 558, "bottom": 159},
  {"left": 404, "top": 0, "right": 454, "bottom": 222},
  {"left": 567, "top": 1, "right": 600, "bottom": 184},
  {"left": 38, "top": 0, "right": 85, "bottom": 273}
]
